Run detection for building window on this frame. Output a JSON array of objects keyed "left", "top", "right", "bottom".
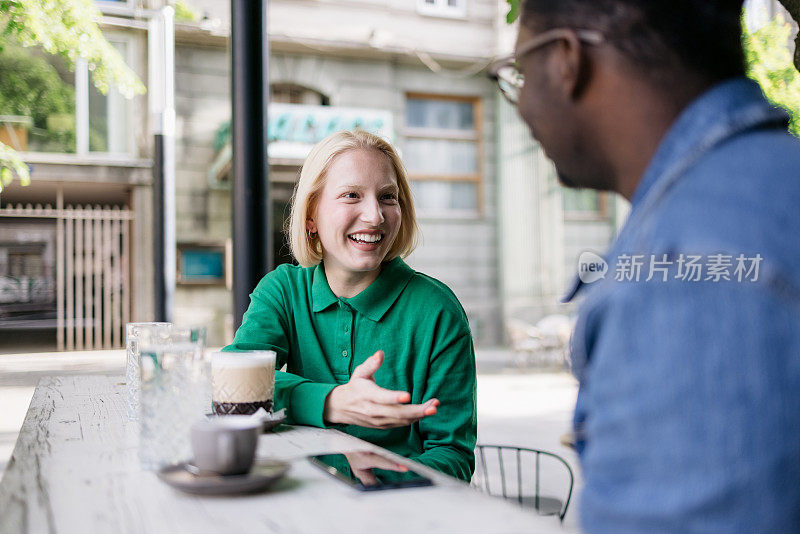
[
  {"left": 88, "top": 39, "right": 132, "bottom": 154},
  {"left": 95, "top": 0, "right": 134, "bottom": 16},
  {"left": 271, "top": 83, "right": 330, "bottom": 106},
  {"left": 0, "top": 232, "right": 56, "bottom": 323},
  {"left": 562, "top": 189, "right": 609, "bottom": 220},
  {"left": 0, "top": 36, "right": 133, "bottom": 156},
  {"left": 416, "top": 0, "right": 466, "bottom": 18},
  {"left": 404, "top": 94, "right": 481, "bottom": 216}
]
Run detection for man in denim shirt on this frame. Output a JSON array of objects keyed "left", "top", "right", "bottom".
[{"left": 493, "top": 0, "right": 800, "bottom": 531}]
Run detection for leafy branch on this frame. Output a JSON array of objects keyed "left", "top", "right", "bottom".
[
  {"left": 0, "top": 143, "right": 31, "bottom": 192},
  {"left": 776, "top": 0, "right": 800, "bottom": 71},
  {"left": 0, "top": 0, "right": 147, "bottom": 190},
  {"left": 505, "top": 0, "right": 520, "bottom": 24},
  {"left": 0, "top": 0, "right": 145, "bottom": 97},
  {"left": 744, "top": 11, "right": 800, "bottom": 136}
]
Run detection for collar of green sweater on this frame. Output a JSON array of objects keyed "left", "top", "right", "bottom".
[{"left": 310, "top": 257, "right": 415, "bottom": 321}]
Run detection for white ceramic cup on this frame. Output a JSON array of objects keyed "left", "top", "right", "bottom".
[{"left": 190, "top": 415, "right": 263, "bottom": 476}]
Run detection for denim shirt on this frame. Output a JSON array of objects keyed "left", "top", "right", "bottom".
[{"left": 565, "top": 78, "right": 800, "bottom": 532}]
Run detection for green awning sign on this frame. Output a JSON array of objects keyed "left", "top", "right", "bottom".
[{"left": 213, "top": 103, "right": 394, "bottom": 161}]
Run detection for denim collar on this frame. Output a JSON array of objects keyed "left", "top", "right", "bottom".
[
  {"left": 563, "top": 77, "right": 789, "bottom": 303},
  {"left": 311, "top": 257, "right": 415, "bottom": 321},
  {"left": 629, "top": 77, "right": 788, "bottom": 209}
]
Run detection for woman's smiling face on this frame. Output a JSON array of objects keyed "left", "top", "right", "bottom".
[{"left": 308, "top": 148, "right": 402, "bottom": 282}]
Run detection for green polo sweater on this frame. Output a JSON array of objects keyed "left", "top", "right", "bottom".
[{"left": 223, "top": 257, "right": 477, "bottom": 481}]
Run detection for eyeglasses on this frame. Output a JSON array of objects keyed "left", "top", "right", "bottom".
[{"left": 488, "top": 28, "right": 605, "bottom": 105}]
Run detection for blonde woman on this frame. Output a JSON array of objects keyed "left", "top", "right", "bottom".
[{"left": 224, "top": 130, "right": 476, "bottom": 481}]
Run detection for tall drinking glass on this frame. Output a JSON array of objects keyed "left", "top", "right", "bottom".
[
  {"left": 125, "top": 322, "right": 171, "bottom": 421},
  {"left": 138, "top": 331, "right": 208, "bottom": 470},
  {"left": 170, "top": 325, "right": 212, "bottom": 417}
]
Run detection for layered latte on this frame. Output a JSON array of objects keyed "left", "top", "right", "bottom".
[{"left": 211, "top": 351, "right": 276, "bottom": 415}]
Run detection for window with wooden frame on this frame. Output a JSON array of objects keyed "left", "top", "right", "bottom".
[
  {"left": 271, "top": 83, "right": 330, "bottom": 106},
  {"left": 95, "top": 0, "right": 134, "bottom": 15},
  {"left": 404, "top": 94, "right": 482, "bottom": 217},
  {"left": 0, "top": 33, "right": 134, "bottom": 156},
  {"left": 562, "top": 188, "right": 610, "bottom": 220}
]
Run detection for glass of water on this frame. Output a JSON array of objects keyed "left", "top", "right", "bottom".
[
  {"left": 125, "top": 322, "right": 171, "bottom": 421},
  {"left": 170, "top": 324, "right": 212, "bottom": 418},
  {"left": 138, "top": 329, "right": 208, "bottom": 470}
]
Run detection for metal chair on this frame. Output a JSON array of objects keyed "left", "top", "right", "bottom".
[{"left": 472, "top": 444, "right": 574, "bottom": 522}]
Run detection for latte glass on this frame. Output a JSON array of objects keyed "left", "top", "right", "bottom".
[{"left": 211, "top": 351, "right": 276, "bottom": 415}]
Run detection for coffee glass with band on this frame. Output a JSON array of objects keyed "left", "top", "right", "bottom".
[{"left": 211, "top": 351, "right": 277, "bottom": 415}]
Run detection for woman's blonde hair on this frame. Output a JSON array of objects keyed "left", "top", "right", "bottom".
[{"left": 287, "top": 130, "right": 420, "bottom": 267}]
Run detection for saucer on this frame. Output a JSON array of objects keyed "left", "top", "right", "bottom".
[
  {"left": 205, "top": 409, "right": 287, "bottom": 433},
  {"left": 158, "top": 459, "right": 290, "bottom": 495},
  {"left": 260, "top": 413, "right": 286, "bottom": 433},
  {"left": 247, "top": 408, "right": 287, "bottom": 432}
]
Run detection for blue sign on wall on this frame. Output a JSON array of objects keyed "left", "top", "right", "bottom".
[{"left": 179, "top": 248, "right": 225, "bottom": 283}]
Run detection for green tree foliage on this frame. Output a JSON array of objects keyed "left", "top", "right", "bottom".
[
  {"left": 0, "top": 0, "right": 145, "bottom": 97},
  {"left": 0, "top": 143, "right": 30, "bottom": 189},
  {"left": 776, "top": 0, "right": 800, "bottom": 69},
  {"left": 744, "top": 13, "right": 800, "bottom": 136},
  {"left": 505, "top": 0, "right": 520, "bottom": 24},
  {"left": 0, "top": 42, "right": 77, "bottom": 152},
  {"left": 174, "top": 0, "right": 199, "bottom": 23},
  {"left": 0, "top": 0, "right": 146, "bottom": 191},
  {"left": 0, "top": 44, "right": 74, "bottom": 121}
]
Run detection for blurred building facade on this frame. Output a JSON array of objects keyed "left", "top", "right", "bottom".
[
  {"left": 0, "top": 0, "right": 168, "bottom": 351},
  {"left": 8, "top": 0, "right": 789, "bottom": 350},
  {"left": 171, "top": 0, "right": 621, "bottom": 347},
  {"left": 0, "top": 0, "right": 632, "bottom": 350}
]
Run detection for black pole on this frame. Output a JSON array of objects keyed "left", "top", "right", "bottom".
[
  {"left": 153, "top": 133, "right": 167, "bottom": 322},
  {"left": 231, "top": 0, "right": 271, "bottom": 330}
]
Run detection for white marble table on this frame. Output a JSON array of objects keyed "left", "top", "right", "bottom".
[{"left": 0, "top": 376, "right": 562, "bottom": 533}]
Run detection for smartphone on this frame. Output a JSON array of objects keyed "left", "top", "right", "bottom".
[{"left": 308, "top": 453, "right": 434, "bottom": 491}]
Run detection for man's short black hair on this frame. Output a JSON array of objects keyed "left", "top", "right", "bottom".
[{"left": 522, "top": 0, "right": 746, "bottom": 84}]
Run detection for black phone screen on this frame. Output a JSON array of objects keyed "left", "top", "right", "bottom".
[{"left": 309, "top": 453, "right": 434, "bottom": 491}]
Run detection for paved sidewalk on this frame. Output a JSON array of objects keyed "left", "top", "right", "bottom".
[{"left": 0, "top": 348, "right": 582, "bottom": 531}]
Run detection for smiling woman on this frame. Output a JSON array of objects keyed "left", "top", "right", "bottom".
[
  {"left": 223, "top": 130, "right": 477, "bottom": 481},
  {"left": 300, "top": 145, "right": 404, "bottom": 297},
  {"left": 287, "top": 131, "right": 419, "bottom": 278}
]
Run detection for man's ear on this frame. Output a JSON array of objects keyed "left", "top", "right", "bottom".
[{"left": 551, "top": 32, "right": 592, "bottom": 100}]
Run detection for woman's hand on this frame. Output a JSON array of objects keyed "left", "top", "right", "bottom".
[
  {"left": 323, "top": 350, "right": 439, "bottom": 429},
  {"left": 344, "top": 451, "right": 408, "bottom": 486}
]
